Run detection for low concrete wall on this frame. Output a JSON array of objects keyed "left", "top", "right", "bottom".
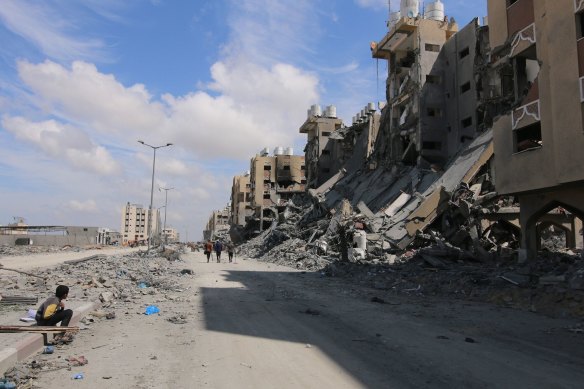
[{"left": 0, "top": 234, "right": 96, "bottom": 247}]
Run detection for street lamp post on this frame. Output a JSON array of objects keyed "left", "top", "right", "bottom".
[
  {"left": 159, "top": 186, "right": 174, "bottom": 244},
  {"left": 138, "top": 140, "right": 172, "bottom": 251}
]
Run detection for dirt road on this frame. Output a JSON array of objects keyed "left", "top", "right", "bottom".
[{"left": 21, "top": 251, "right": 584, "bottom": 388}]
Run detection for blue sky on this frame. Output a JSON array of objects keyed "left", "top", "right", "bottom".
[{"left": 0, "top": 0, "right": 486, "bottom": 241}]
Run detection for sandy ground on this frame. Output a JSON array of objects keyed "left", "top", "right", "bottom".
[
  {"left": 5, "top": 250, "right": 584, "bottom": 388},
  {"left": 0, "top": 247, "right": 140, "bottom": 270}
]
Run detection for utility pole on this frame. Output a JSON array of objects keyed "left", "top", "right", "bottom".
[{"left": 159, "top": 186, "right": 174, "bottom": 244}]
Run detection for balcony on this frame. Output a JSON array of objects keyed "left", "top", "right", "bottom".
[
  {"left": 576, "top": 0, "right": 584, "bottom": 13},
  {"left": 510, "top": 23, "right": 536, "bottom": 57},
  {"left": 512, "top": 99, "right": 540, "bottom": 130},
  {"left": 507, "top": 0, "right": 534, "bottom": 38}
]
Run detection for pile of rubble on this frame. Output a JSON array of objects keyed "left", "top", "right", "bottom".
[
  {"left": 234, "top": 129, "right": 584, "bottom": 317},
  {"left": 1, "top": 245, "right": 195, "bottom": 386}
]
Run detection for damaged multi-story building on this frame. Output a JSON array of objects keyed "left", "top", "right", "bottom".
[
  {"left": 371, "top": 0, "right": 485, "bottom": 169},
  {"left": 486, "top": 0, "right": 584, "bottom": 259},
  {"left": 299, "top": 103, "right": 381, "bottom": 188},
  {"left": 203, "top": 206, "right": 230, "bottom": 241},
  {"left": 230, "top": 173, "right": 254, "bottom": 227},
  {"left": 247, "top": 148, "right": 306, "bottom": 230},
  {"left": 299, "top": 105, "right": 343, "bottom": 188}
]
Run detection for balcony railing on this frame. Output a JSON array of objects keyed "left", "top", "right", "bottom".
[
  {"left": 510, "top": 23, "right": 536, "bottom": 57},
  {"left": 512, "top": 99, "right": 540, "bottom": 130}
]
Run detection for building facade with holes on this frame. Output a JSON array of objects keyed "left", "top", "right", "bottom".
[{"left": 488, "top": 0, "right": 584, "bottom": 259}]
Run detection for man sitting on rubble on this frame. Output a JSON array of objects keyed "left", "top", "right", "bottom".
[{"left": 35, "top": 285, "right": 74, "bottom": 342}]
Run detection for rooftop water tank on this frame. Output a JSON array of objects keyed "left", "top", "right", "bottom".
[
  {"left": 388, "top": 11, "right": 401, "bottom": 30},
  {"left": 400, "top": 0, "right": 419, "bottom": 18},
  {"left": 367, "top": 102, "right": 376, "bottom": 113},
  {"left": 325, "top": 105, "right": 337, "bottom": 118},
  {"left": 310, "top": 104, "right": 322, "bottom": 117},
  {"left": 424, "top": 0, "right": 444, "bottom": 21},
  {"left": 307, "top": 109, "right": 311, "bottom": 119},
  {"left": 284, "top": 147, "right": 294, "bottom": 155},
  {"left": 260, "top": 147, "right": 270, "bottom": 156},
  {"left": 274, "top": 146, "right": 284, "bottom": 156}
]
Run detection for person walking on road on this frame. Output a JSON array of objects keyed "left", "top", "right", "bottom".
[
  {"left": 204, "top": 240, "right": 213, "bottom": 263},
  {"left": 214, "top": 240, "right": 223, "bottom": 263},
  {"left": 226, "top": 242, "right": 235, "bottom": 263}
]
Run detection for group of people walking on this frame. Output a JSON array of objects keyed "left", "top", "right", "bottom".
[{"left": 204, "top": 239, "right": 235, "bottom": 263}]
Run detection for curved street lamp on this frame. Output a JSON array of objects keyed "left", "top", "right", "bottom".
[{"left": 138, "top": 140, "right": 173, "bottom": 251}]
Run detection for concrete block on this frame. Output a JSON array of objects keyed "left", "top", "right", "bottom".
[{"left": 0, "top": 347, "right": 17, "bottom": 375}]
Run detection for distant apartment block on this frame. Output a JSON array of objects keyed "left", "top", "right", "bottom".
[
  {"left": 120, "top": 202, "right": 160, "bottom": 245},
  {"left": 203, "top": 206, "right": 230, "bottom": 240},
  {"left": 230, "top": 174, "right": 254, "bottom": 227}
]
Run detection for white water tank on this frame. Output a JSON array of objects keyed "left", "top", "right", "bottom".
[
  {"left": 310, "top": 104, "right": 322, "bottom": 117},
  {"left": 424, "top": 0, "right": 445, "bottom": 21},
  {"left": 260, "top": 147, "right": 269, "bottom": 156},
  {"left": 284, "top": 147, "right": 294, "bottom": 155},
  {"left": 388, "top": 11, "right": 401, "bottom": 30},
  {"left": 274, "top": 146, "right": 284, "bottom": 156},
  {"left": 325, "top": 105, "right": 337, "bottom": 118},
  {"left": 307, "top": 109, "right": 311, "bottom": 119},
  {"left": 400, "top": 0, "right": 419, "bottom": 18},
  {"left": 367, "top": 102, "right": 376, "bottom": 113}
]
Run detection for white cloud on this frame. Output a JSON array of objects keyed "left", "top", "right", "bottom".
[
  {"left": 15, "top": 59, "right": 318, "bottom": 161},
  {"left": 2, "top": 115, "right": 120, "bottom": 175},
  {"left": 69, "top": 199, "right": 98, "bottom": 212},
  {"left": 0, "top": 0, "right": 108, "bottom": 62},
  {"left": 354, "top": 0, "right": 389, "bottom": 10}
]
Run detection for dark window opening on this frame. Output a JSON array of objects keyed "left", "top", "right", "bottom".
[
  {"left": 321, "top": 149, "right": 331, "bottom": 155},
  {"left": 426, "top": 74, "right": 441, "bottom": 84},
  {"left": 577, "top": 12, "right": 584, "bottom": 39},
  {"left": 427, "top": 107, "right": 442, "bottom": 117},
  {"left": 460, "top": 81, "right": 471, "bottom": 94},
  {"left": 283, "top": 165, "right": 290, "bottom": 170},
  {"left": 459, "top": 47, "right": 470, "bottom": 59},
  {"left": 422, "top": 141, "right": 441, "bottom": 150},
  {"left": 263, "top": 165, "right": 272, "bottom": 170},
  {"left": 322, "top": 131, "right": 331, "bottom": 136},
  {"left": 514, "top": 122, "right": 542, "bottom": 152},
  {"left": 300, "top": 165, "right": 305, "bottom": 170},
  {"left": 425, "top": 43, "right": 440, "bottom": 52},
  {"left": 322, "top": 168, "right": 331, "bottom": 173},
  {"left": 507, "top": 0, "right": 518, "bottom": 6},
  {"left": 461, "top": 117, "right": 473, "bottom": 128},
  {"left": 301, "top": 179, "right": 307, "bottom": 184},
  {"left": 263, "top": 194, "right": 271, "bottom": 199}
]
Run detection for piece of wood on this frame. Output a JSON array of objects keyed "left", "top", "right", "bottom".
[
  {"left": 0, "top": 325, "right": 79, "bottom": 333},
  {"left": 0, "top": 296, "right": 38, "bottom": 305}
]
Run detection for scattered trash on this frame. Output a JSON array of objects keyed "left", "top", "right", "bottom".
[
  {"left": 144, "top": 305, "right": 160, "bottom": 315},
  {"left": 67, "top": 356, "right": 88, "bottom": 366},
  {"left": 42, "top": 346, "right": 54, "bottom": 354},
  {"left": 138, "top": 282, "right": 149, "bottom": 289},
  {"left": 167, "top": 314, "right": 187, "bottom": 324},
  {"left": 0, "top": 379, "right": 16, "bottom": 389},
  {"left": 105, "top": 312, "right": 116, "bottom": 320},
  {"left": 72, "top": 373, "right": 84, "bottom": 380}
]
